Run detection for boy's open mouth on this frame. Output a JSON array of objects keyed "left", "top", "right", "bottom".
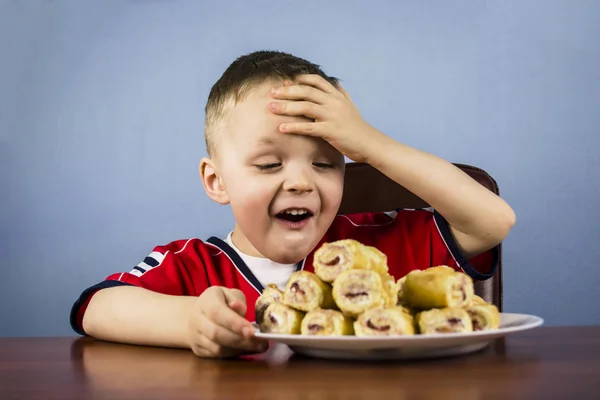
[{"left": 275, "top": 208, "right": 314, "bottom": 223}]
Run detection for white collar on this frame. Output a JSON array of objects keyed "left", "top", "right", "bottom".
[{"left": 224, "top": 232, "right": 297, "bottom": 290}]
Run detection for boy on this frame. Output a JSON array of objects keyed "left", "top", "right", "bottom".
[{"left": 70, "top": 50, "right": 515, "bottom": 358}]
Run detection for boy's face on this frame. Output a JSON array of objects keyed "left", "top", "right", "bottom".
[{"left": 202, "top": 82, "right": 345, "bottom": 264}]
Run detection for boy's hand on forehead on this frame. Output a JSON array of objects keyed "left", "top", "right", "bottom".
[{"left": 268, "top": 74, "right": 385, "bottom": 164}]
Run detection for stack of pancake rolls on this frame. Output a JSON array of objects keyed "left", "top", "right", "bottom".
[{"left": 255, "top": 239, "right": 500, "bottom": 336}]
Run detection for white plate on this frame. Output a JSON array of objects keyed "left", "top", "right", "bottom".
[{"left": 254, "top": 313, "right": 543, "bottom": 361}]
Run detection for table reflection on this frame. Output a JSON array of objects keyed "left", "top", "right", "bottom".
[{"left": 71, "top": 337, "right": 539, "bottom": 400}]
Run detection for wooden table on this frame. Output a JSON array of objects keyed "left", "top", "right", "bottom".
[{"left": 1, "top": 326, "right": 598, "bottom": 399}]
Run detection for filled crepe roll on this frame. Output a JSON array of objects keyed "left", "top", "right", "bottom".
[
  {"left": 417, "top": 308, "right": 473, "bottom": 334},
  {"left": 402, "top": 266, "right": 474, "bottom": 309},
  {"left": 396, "top": 305, "right": 417, "bottom": 318},
  {"left": 354, "top": 307, "right": 416, "bottom": 336},
  {"left": 300, "top": 309, "right": 354, "bottom": 336},
  {"left": 332, "top": 269, "right": 388, "bottom": 317},
  {"left": 258, "top": 303, "right": 304, "bottom": 334},
  {"left": 467, "top": 302, "right": 500, "bottom": 331},
  {"left": 427, "top": 265, "right": 456, "bottom": 274},
  {"left": 254, "top": 284, "right": 283, "bottom": 325},
  {"left": 395, "top": 276, "right": 407, "bottom": 306},
  {"left": 382, "top": 273, "right": 400, "bottom": 307},
  {"left": 283, "top": 271, "right": 335, "bottom": 312},
  {"left": 313, "top": 239, "right": 388, "bottom": 283},
  {"left": 470, "top": 295, "right": 488, "bottom": 306}
]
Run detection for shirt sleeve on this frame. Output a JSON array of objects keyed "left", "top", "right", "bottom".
[
  {"left": 429, "top": 210, "right": 499, "bottom": 281},
  {"left": 389, "top": 208, "right": 499, "bottom": 280},
  {"left": 69, "top": 239, "right": 208, "bottom": 335}
]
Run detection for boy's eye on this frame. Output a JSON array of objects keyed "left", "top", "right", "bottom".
[
  {"left": 255, "top": 163, "right": 282, "bottom": 171},
  {"left": 313, "top": 162, "right": 334, "bottom": 169}
]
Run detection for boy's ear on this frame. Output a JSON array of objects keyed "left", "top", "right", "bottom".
[{"left": 199, "top": 157, "right": 229, "bottom": 205}]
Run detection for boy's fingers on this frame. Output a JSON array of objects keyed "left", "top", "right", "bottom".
[
  {"left": 206, "top": 289, "right": 255, "bottom": 336},
  {"left": 222, "top": 288, "right": 245, "bottom": 305},
  {"left": 271, "top": 84, "right": 328, "bottom": 104},
  {"left": 193, "top": 333, "right": 222, "bottom": 357},
  {"left": 201, "top": 287, "right": 257, "bottom": 339},
  {"left": 222, "top": 288, "right": 247, "bottom": 316},
  {"left": 199, "top": 313, "right": 265, "bottom": 352},
  {"left": 295, "top": 74, "right": 338, "bottom": 95},
  {"left": 269, "top": 101, "right": 324, "bottom": 120},
  {"left": 203, "top": 299, "right": 250, "bottom": 336},
  {"left": 228, "top": 300, "right": 247, "bottom": 317},
  {"left": 194, "top": 334, "right": 243, "bottom": 358},
  {"left": 280, "top": 122, "right": 326, "bottom": 137},
  {"left": 198, "top": 312, "right": 241, "bottom": 345},
  {"left": 200, "top": 294, "right": 246, "bottom": 336},
  {"left": 339, "top": 86, "right": 352, "bottom": 101}
]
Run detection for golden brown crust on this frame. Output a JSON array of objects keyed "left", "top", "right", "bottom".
[
  {"left": 258, "top": 303, "right": 304, "bottom": 334},
  {"left": 467, "top": 303, "right": 500, "bottom": 331},
  {"left": 261, "top": 243, "right": 496, "bottom": 337},
  {"left": 254, "top": 284, "right": 283, "bottom": 325},
  {"left": 332, "top": 269, "right": 388, "bottom": 317},
  {"left": 300, "top": 309, "right": 354, "bottom": 336},
  {"left": 417, "top": 308, "right": 473, "bottom": 334},
  {"left": 402, "top": 266, "right": 474, "bottom": 309},
  {"left": 354, "top": 307, "right": 416, "bottom": 336},
  {"left": 283, "top": 271, "right": 335, "bottom": 312},
  {"left": 313, "top": 239, "right": 389, "bottom": 283}
]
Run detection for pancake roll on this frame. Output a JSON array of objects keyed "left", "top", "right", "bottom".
[
  {"left": 300, "top": 309, "right": 354, "bottom": 336},
  {"left": 313, "top": 239, "right": 388, "bottom": 283},
  {"left": 383, "top": 273, "right": 401, "bottom": 307},
  {"left": 417, "top": 308, "right": 473, "bottom": 334},
  {"left": 332, "top": 269, "right": 388, "bottom": 317},
  {"left": 395, "top": 276, "right": 407, "bottom": 306},
  {"left": 354, "top": 307, "right": 416, "bottom": 336},
  {"left": 254, "top": 284, "right": 283, "bottom": 325},
  {"left": 258, "top": 303, "right": 304, "bottom": 334},
  {"left": 283, "top": 271, "right": 335, "bottom": 312},
  {"left": 402, "top": 266, "right": 474, "bottom": 309},
  {"left": 466, "top": 295, "right": 500, "bottom": 331}
]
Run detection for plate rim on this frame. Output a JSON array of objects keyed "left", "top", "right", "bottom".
[{"left": 254, "top": 312, "right": 544, "bottom": 342}]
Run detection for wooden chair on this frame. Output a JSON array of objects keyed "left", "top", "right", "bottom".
[{"left": 339, "top": 162, "right": 503, "bottom": 311}]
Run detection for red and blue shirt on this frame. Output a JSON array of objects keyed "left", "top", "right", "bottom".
[{"left": 70, "top": 209, "right": 497, "bottom": 335}]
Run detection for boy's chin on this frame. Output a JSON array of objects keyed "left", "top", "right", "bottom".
[
  {"left": 267, "top": 249, "right": 308, "bottom": 265},
  {"left": 264, "top": 242, "right": 315, "bottom": 264}
]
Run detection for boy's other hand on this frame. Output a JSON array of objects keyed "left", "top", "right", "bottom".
[
  {"left": 187, "top": 286, "right": 268, "bottom": 358},
  {"left": 268, "top": 74, "right": 384, "bottom": 164}
]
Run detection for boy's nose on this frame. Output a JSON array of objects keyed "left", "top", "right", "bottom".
[{"left": 282, "top": 172, "right": 314, "bottom": 194}]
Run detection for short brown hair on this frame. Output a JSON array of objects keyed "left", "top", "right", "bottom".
[{"left": 204, "top": 50, "right": 339, "bottom": 155}]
